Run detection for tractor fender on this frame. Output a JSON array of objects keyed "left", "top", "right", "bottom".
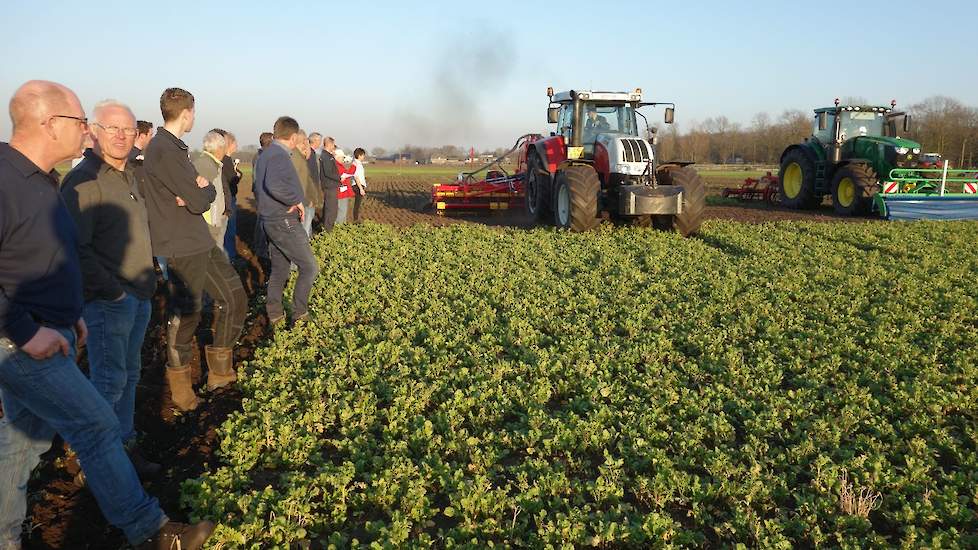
[
  {"left": 779, "top": 143, "right": 819, "bottom": 167},
  {"left": 530, "top": 136, "right": 568, "bottom": 175}
]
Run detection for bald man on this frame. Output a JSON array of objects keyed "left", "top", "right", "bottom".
[{"left": 0, "top": 81, "right": 213, "bottom": 550}]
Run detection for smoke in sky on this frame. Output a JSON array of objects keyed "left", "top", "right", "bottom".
[{"left": 389, "top": 27, "right": 517, "bottom": 148}]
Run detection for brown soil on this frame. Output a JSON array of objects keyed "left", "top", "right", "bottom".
[
  {"left": 359, "top": 174, "right": 872, "bottom": 228},
  {"left": 23, "top": 171, "right": 860, "bottom": 548}
]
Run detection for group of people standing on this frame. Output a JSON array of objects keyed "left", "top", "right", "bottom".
[
  {"left": 251, "top": 121, "right": 367, "bottom": 325},
  {"left": 0, "top": 80, "right": 367, "bottom": 549}
]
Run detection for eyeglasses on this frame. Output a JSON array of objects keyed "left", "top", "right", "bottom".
[
  {"left": 49, "top": 115, "right": 89, "bottom": 128},
  {"left": 93, "top": 123, "right": 138, "bottom": 137}
]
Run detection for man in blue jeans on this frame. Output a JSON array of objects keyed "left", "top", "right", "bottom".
[
  {"left": 0, "top": 81, "right": 212, "bottom": 549},
  {"left": 252, "top": 116, "right": 320, "bottom": 326},
  {"left": 61, "top": 99, "right": 161, "bottom": 479}
]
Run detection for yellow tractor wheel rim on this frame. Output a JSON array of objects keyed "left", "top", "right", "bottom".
[
  {"left": 837, "top": 177, "right": 856, "bottom": 208},
  {"left": 783, "top": 163, "right": 802, "bottom": 199}
]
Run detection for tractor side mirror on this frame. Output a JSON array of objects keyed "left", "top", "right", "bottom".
[
  {"left": 547, "top": 107, "right": 560, "bottom": 124},
  {"left": 664, "top": 107, "right": 675, "bottom": 124},
  {"left": 903, "top": 114, "right": 912, "bottom": 133},
  {"left": 818, "top": 112, "right": 828, "bottom": 131}
]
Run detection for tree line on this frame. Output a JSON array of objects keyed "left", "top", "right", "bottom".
[
  {"left": 233, "top": 96, "right": 977, "bottom": 168},
  {"left": 652, "top": 96, "right": 978, "bottom": 168}
]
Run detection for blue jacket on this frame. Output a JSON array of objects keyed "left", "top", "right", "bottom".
[{"left": 254, "top": 141, "right": 305, "bottom": 220}]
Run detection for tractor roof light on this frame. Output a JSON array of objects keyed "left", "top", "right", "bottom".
[
  {"left": 547, "top": 86, "right": 554, "bottom": 98},
  {"left": 834, "top": 98, "right": 840, "bottom": 106},
  {"left": 891, "top": 99, "right": 897, "bottom": 108}
]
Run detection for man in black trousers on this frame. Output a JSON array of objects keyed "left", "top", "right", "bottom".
[{"left": 318, "top": 136, "right": 341, "bottom": 231}]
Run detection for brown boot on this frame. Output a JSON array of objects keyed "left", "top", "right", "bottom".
[
  {"left": 136, "top": 520, "right": 215, "bottom": 550},
  {"left": 165, "top": 365, "right": 199, "bottom": 411},
  {"left": 205, "top": 345, "right": 236, "bottom": 390}
]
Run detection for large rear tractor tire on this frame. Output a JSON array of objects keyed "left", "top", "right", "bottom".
[
  {"left": 779, "top": 149, "right": 819, "bottom": 209},
  {"left": 830, "top": 163, "right": 878, "bottom": 216},
  {"left": 653, "top": 165, "right": 706, "bottom": 237},
  {"left": 525, "top": 152, "right": 550, "bottom": 221},
  {"left": 553, "top": 165, "right": 601, "bottom": 232}
]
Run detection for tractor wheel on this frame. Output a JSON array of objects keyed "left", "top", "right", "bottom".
[
  {"left": 553, "top": 165, "right": 601, "bottom": 232},
  {"left": 830, "top": 163, "right": 878, "bottom": 216},
  {"left": 653, "top": 165, "right": 706, "bottom": 237},
  {"left": 525, "top": 152, "right": 550, "bottom": 221},
  {"left": 779, "top": 149, "right": 818, "bottom": 209}
]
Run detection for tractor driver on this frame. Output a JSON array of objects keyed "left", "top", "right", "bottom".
[{"left": 584, "top": 105, "right": 610, "bottom": 142}]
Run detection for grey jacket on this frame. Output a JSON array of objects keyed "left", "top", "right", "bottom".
[{"left": 61, "top": 150, "right": 157, "bottom": 301}]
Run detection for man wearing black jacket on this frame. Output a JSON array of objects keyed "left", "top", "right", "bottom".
[
  {"left": 319, "top": 136, "right": 341, "bottom": 231},
  {"left": 142, "top": 88, "right": 246, "bottom": 411},
  {"left": 213, "top": 129, "right": 242, "bottom": 261}
]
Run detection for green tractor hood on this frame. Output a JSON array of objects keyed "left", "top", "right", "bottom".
[
  {"left": 853, "top": 135, "right": 920, "bottom": 150},
  {"left": 846, "top": 135, "right": 922, "bottom": 178}
]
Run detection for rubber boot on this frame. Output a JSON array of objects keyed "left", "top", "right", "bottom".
[
  {"left": 136, "top": 520, "right": 215, "bottom": 550},
  {"left": 205, "top": 345, "right": 236, "bottom": 390},
  {"left": 165, "top": 365, "right": 199, "bottom": 411}
]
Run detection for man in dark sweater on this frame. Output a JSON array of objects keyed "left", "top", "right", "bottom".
[
  {"left": 128, "top": 120, "right": 153, "bottom": 164},
  {"left": 251, "top": 131, "right": 274, "bottom": 261},
  {"left": 0, "top": 80, "right": 213, "bottom": 550},
  {"left": 218, "top": 131, "right": 242, "bottom": 261},
  {"left": 319, "top": 136, "right": 341, "bottom": 231},
  {"left": 142, "top": 88, "right": 246, "bottom": 411},
  {"left": 252, "top": 116, "right": 320, "bottom": 325},
  {"left": 61, "top": 100, "right": 160, "bottom": 478}
]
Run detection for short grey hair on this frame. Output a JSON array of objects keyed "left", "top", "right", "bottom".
[
  {"left": 92, "top": 99, "right": 135, "bottom": 125},
  {"left": 308, "top": 132, "right": 322, "bottom": 141},
  {"left": 202, "top": 130, "right": 227, "bottom": 153}
]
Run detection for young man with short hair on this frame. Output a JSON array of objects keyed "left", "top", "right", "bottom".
[
  {"left": 129, "top": 120, "right": 153, "bottom": 163},
  {"left": 142, "top": 88, "right": 246, "bottom": 411},
  {"left": 252, "top": 116, "right": 320, "bottom": 325}
]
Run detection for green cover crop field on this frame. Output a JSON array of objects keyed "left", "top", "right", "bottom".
[{"left": 184, "top": 221, "right": 978, "bottom": 548}]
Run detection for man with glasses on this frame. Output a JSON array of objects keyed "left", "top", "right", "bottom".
[
  {"left": 0, "top": 81, "right": 214, "bottom": 550},
  {"left": 142, "top": 88, "right": 245, "bottom": 411},
  {"left": 61, "top": 100, "right": 162, "bottom": 483}
]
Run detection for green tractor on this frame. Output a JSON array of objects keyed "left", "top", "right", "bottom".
[{"left": 779, "top": 99, "right": 978, "bottom": 220}]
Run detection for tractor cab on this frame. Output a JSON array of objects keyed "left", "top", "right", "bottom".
[
  {"left": 545, "top": 88, "right": 674, "bottom": 185},
  {"left": 548, "top": 90, "right": 644, "bottom": 157}
]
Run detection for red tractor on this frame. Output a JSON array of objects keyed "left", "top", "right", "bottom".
[{"left": 522, "top": 87, "right": 705, "bottom": 235}]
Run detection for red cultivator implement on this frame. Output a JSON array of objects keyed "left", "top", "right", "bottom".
[
  {"left": 721, "top": 171, "right": 780, "bottom": 204},
  {"left": 431, "top": 134, "right": 539, "bottom": 213}
]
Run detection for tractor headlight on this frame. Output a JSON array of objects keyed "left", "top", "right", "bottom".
[
  {"left": 894, "top": 146, "right": 910, "bottom": 155},
  {"left": 616, "top": 163, "right": 631, "bottom": 174},
  {"left": 912, "top": 148, "right": 921, "bottom": 154}
]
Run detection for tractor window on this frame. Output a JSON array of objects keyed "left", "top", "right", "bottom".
[
  {"left": 838, "top": 111, "right": 884, "bottom": 140},
  {"left": 813, "top": 112, "right": 835, "bottom": 143},
  {"left": 582, "top": 103, "right": 638, "bottom": 142},
  {"left": 557, "top": 105, "right": 574, "bottom": 142}
]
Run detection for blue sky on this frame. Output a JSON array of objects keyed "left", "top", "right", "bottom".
[{"left": 2, "top": 0, "right": 976, "bottom": 150}]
